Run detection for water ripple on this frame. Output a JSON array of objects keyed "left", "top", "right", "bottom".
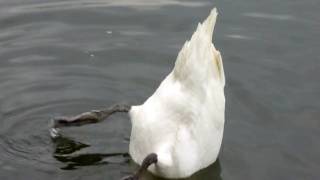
[
  {"left": 243, "top": 12, "right": 295, "bottom": 21},
  {"left": 4, "top": 0, "right": 209, "bottom": 14}
]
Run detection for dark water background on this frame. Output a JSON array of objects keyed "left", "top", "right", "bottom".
[{"left": 0, "top": 0, "right": 319, "bottom": 179}]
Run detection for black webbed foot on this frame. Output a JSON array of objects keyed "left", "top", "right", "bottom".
[
  {"left": 121, "top": 153, "right": 157, "bottom": 180},
  {"left": 52, "top": 111, "right": 100, "bottom": 128},
  {"left": 51, "top": 104, "right": 131, "bottom": 129}
]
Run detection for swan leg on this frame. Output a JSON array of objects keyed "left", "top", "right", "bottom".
[
  {"left": 52, "top": 104, "right": 131, "bottom": 128},
  {"left": 122, "top": 153, "right": 158, "bottom": 180}
]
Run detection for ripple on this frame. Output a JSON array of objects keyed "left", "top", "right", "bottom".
[
  {"left": 0, "top": 132, "right": 56, "bottom": 170},
  {"left": 243, "top": 12, "right": 295, "bottom": 21},
  {"left": 225, "top": 34, "right": 254, "bottom": 40},
  {"left": 4, "top": 0, "right": 209, "bottom": 15},
  {"left": 8, "top": 55, "right": 56, "bottom": 64}
]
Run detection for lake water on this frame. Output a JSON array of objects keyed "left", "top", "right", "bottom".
[{"left": 0, "top": 0, "right": 319, "bottom": 179}]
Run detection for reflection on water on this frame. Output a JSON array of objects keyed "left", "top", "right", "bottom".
[
  {"left": 53, "top": 135, "right": 90, "bottom": 155},
  {"left": 52, "top": 135, "right": 130, "bottom": 170},
  {"left": 52, "top": 134, "right": 222, "bottom": 179},
  {"left": 0, "top": 0, "right": 319, "bottom": 179},
  {"left": 242, "top": 12, "right": 295, "bottom": 21}
]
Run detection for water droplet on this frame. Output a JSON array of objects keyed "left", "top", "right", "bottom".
[
  {"left": 50, "top": 128, "right": 60, "bottom": 139},
  {"left": 106, "top": 30, "right": 112, "bottom": 34}
]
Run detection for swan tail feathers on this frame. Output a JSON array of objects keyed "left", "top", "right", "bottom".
[{"left": 173, "top": 8, "right": 225, "bottom": 86}]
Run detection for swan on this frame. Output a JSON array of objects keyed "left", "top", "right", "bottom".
[{"left": 52, "top": 7, "right": 225, "bottom": 180}]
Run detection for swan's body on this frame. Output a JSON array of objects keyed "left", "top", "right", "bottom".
[
  {"left": 129, "top": 8, "right": 225, "bottom": 178},
  {"left": 51, "top": 7, "right": 225, "bottom": 179}
]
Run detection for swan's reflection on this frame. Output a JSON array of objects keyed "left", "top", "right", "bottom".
[{"left": 52, "top": 135, "right": 222, "bottom": 179}]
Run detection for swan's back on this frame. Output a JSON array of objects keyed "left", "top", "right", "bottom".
[{"left": 129, "top": 8, "right": 225, "bottom": 178}]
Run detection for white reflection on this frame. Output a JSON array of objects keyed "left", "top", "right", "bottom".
[
  {"left": 225, "top": 34, "right": 253, "bottom": 40},
  {"left": 243, "top": 12, "right": 294, "bottom": 21}
]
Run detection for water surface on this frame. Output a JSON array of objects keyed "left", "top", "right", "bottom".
[{"left": 0, "top": 0, "right": 319, "bottom": 179}]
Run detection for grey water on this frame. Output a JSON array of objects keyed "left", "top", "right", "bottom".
[{"left": 0, "top": 0, "right": 319, "bottom": 179}]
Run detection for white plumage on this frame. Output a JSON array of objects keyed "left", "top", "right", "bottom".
[{"left": 129, "top": 8, "right": 225, "bottom": 178}]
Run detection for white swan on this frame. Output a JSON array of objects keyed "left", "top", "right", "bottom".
[
  {"left": 52, "top": 7, "right": 225, "bottom": 179},
  {"left": 129, "top": 7, "right": 225, "bottom": 178}
]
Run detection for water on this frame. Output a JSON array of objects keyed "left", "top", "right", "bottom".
[{"left": 0, "top": 0, "right": 319, "bottom": 179}]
